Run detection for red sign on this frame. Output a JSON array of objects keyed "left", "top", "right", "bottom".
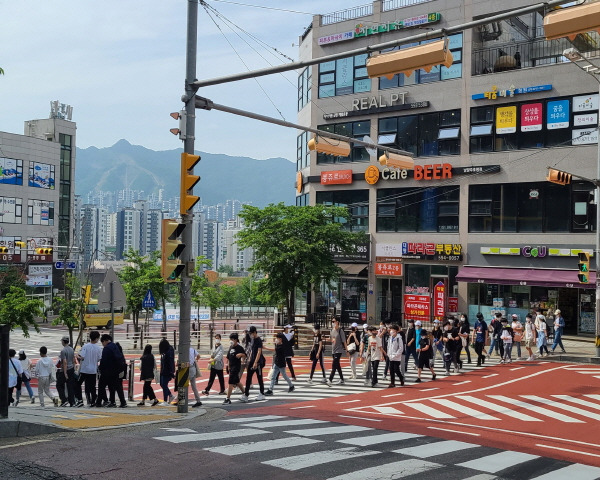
[
  {"left": 434, "top": 281, "right": 446, "bottom": 317},
  {"left": 521, "top": 103, "right": 543, "bottom": 132},
  {"left": 0, "top": 253, "right": 21, "bottom": 263},
  {"left": 414, "top": 163, "right": 452, "bottom": 180},
  {"left": 448, "top": 297, "right": 458, "bottom": 313},
  {"left": 404, "top": 294, "right": 430, "bottom": 319},
  {"left": 375, "top": 263, "right": 402, "bottom": 276},
  {"left": 321, "top": 169, "right": 353, "bottom": 185}
]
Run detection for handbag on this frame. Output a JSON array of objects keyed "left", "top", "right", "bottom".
[
  {"left": 266, "top": 367, "right": 274, "bottom": 380},
  {"left": 347, "top": 343, "right": 357, "bottom": 354},
  {"left": 194, "top": 360, "right": 202, "bottom": 378}
]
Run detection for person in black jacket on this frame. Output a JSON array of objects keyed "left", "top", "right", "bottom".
[
  {"left": 275, "top": 325, "right": 296, "bottom": 384},
  {"left": 457, "top": 314, "right": 471, "bottom": 366},
  {"left": 138, "top": 345, "right": 159, "bottom": 406},
  {"left": 487, "top": 313, "right": 505, "bottom": 359},
  {"left": 265, "top": 333, "right": 294, "bottom": 396},
  {"left": 404, "top": 320, "right": 417, "bottom": 372},
  {"left": 159, "top": 339, "right": 176, "bottom": 403},
  {"left": 96, "top": 334, "right": 127, "bottom": 408},
  {"left": 442, "top": 320, "right": 460, "bottom": 375}
]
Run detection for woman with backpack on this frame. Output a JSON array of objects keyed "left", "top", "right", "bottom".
[
  {"left": 138, "top": 345, "right": 159, "bottom": 406},
  {"left": 202, "top": 333, "right": 226, "bottom": 395}
]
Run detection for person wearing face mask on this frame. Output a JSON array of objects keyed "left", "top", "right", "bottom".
[
  {"left": 405, "top": 320, "right": 418, "bottom": 373},
  {"left": 500, "top": 318, "right": 514, "bottom": 364},
  {"left": 472, "top": 313, "right": 488, "bottom": 367},
  {"left": 308, "top": 325, "right": 327, "bottom": 384},
  {"left": 379, "top": 326, "right": 390, "bottom": 381},
  {"left": 386, "top": 325, "right": 404, "bottom": 387},
  {"left": 511, "top": 315, "right": 523, "bottom": 360},
  {"left": 442, "top": 320, "right": 460, "bottom": 374},
  {"left": 431, "top": 320, "right": 443, "bottom": 361},
  {"left": 457, "top": 314, "right": 471, "bottom": 366},
  {"left": 222, "top": 333, "right": 246, "bottom": 405},
  {"left": 202, "top": 334, "right": 225, "bottom": 396},
  {"left": 347, "top": 323, "right": 361, "bottom": 379},
  {"left": 416, "top": 328, "right": 436, "bottom": 382},
  {"left": 524, "top": 314, "right": 537, "bottom": 360}
]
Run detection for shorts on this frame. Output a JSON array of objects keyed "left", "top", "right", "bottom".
[
  {"left": 418, "top": 355, "right": 432, "bottom": 369},
  {"left": 524, "top": 339, "right": 534, "bottom": 348},
  {"left": 228, "top": 369, "right": 241, "bottom": 385}
]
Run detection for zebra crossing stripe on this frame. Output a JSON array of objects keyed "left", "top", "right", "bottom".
[
  {"left": 431, "top": 398, "right": 499, "bottom": 421},
  {"left": 263, "top": 446, "right": 379, "bottom": 471},
  {"left": 241, "top": 419, "right": 327, "bottom": 428},
  {"left": 552, "top": 395, "right": 600, "bottom": 411},
  {"left": 222, "top": 415, "right": 286, "bottom": 423},
  {"left": 393, "top": 440, "right": 481, "bottom": 458},
  {"left": 205, "top": 437, "right": 322, "bottom": 456},
  {"left": 528, "top": 463, "right": 600, "bottom": 480},
  {"left": 455, "top": 396, "right": 542, "bottom": 422},
  {"left": 338, "top": 431, "right": 422, "bottom": 446},
  {"left": 373, "top": 406, "right": 404, "bottom": 414},
  {"left": 488, "top": 395, "right": 584, "bottom": 423},
  {"left": 404, "top": 402, "right": 456, "bottom": 419},
  {"left": 153, "top": 428, "right": 268, "bottom": 443},
  {"left": 285, "top": 425, "right": 374, "bottom": 436},
  {"left": 326, "top": 459, "right": 441, "bottom": 480},
  {"left": 522, "top": 395, "right": 600, "bottom": 422},
  {"left": 457, "top": 451, "right": 539, "bottom": 473}
]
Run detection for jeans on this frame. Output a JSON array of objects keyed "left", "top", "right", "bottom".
[
  {"left": 244, "top": 365, "right": 264, "bottom": 395},
  {"left": 269, "top": 364, "right": 292, "bottom": 391},
  {"left": 552, "top": 329, "right": 565, "bottom": 352},
  {"left": 205, "top": 368, "right": 225, "bottom": 392},
  {"left": 389, "top": 360, "right": 404, "bottom": 385},
  {"left": 371, "top": 360, "right": 380, "bottom": 386},
  {"left": 310, "top": 354, "right": 326, "bottom": 379},
  {"left": 78, "top": 372, "right": 97, "bottom": 405},
  {"left": 276, "top": 358, "right": 296, "bottom": 381},
  {"left": 17, "top": 378, "right": 34, "bottom": 399},
  {"left": 515, "top": 341, "right": 522, "bottom": 358},
  {"left": 37, "top": 376, "right": 56, "bottom": 406},
  {"left": 329, "top": 353, "right": 344, "bottom": 382},
  {"left": 349, "top": 352, "right": 359, "bottom": 377},
  {"left": 444, "top": 348, "right": 458, "bottom": 372},
  {"left": 458, "top": 342, "right": 471, "bottom": 364},
  {"left": 405, "top": 345, "right": 418, "bottom": 372},
  {"left": 142, "top": 380, "right": 156, "bottom": 401},
  {"left": 503, "top": 342, "right": 513, "bottom": 361},
  {"left": 160, "top": 375, "right": 172, "bottom": 401},
  {"left": 474, "top": 341, "right": 486, "bottom": 365}
]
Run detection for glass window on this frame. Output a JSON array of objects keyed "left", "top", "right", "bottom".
[
  {"left": 316, "top": 190, "right": 369, "bottom": 231},
  {"left": 418, "top": 113, "right": 440, "bottom": 156},
  {"left": 0, "top": 158, "right": 23, "bottom": 186},
  {"left": 319, "top": 55, "right": 372, "bottom": 97},
  {"left": 438, "top": 127, "right": 460, "bottom": 139},
  {"left": 378, "top": 134, "right": 396, "bottom": 144},
  {"left": 317, "top": 121, "right": 371, "bottom": 164},
  {"left": 470, "top": 124, "right": 493, "bottom": 136}
]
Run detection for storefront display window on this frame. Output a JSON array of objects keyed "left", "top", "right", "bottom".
[{"left": 316, "top": 189, "right": 369, "bottom": 232}]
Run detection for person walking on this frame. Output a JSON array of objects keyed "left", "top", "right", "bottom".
[
  {"left": 379, "top": 325, "right": 390, "bottom": 381},
  {"left": 282, "top": 324, "right": 297, "bottom": 380},
  {"left": 367, "top": 327, "right": 384, "bottom": 387},
  {"left": 188, "top": 346, "right": 203, "bottom": 408},
  {"left": 457, "top": 315, "right": 471, "bottom": 366},
  {"left": 405, "top": 320, "right": 417, "bottom": 372},
  {"left": 239, "top": 329, "right": 253, "bottom": 391},
  {"left": 511, "top": 315, "right": 523, "bottom": 360},
  {"left": 487, "top": 313, "right": 504, "bottom": 359},
  {"left": 17, "top": 350, "right": 35, "bottom": 404},
  {"left": 442, "top": 320, "right": 460, "bottom": 375},
  {"left": 536, "top": 314, "right": 550, "bottom": 357},
  {"left": 308, "top": 325, "right": 327, "bottom": 384},
  {"left": 359, "top": 326, "right": 371, "bottom": 385},
  {"left": 158, "top": 339, "right": 176, "bottom": 404},
  {"left": 416, "top": 329, "right": 436, "bottom": 382},
  {"left": 57, "top": 336, "right": 83, "bottom": 407},
  {"left": 138, "top": 345, "right": 159, "bottom": 406},
  {"left": 347, "top": 323, "right": 360, "bottom": 379},
  {"left": 432, "top": 320, "right": 443, "bottom": 362},
  {"left": 524, "top": 314, "right": 537, "bottom": 360},
  {"left": 202, "top": 334, "right": 226, "bottom": 395},
  {"left": 472, "top": 313, "right": 488, "bottom": 367},
  {"left": 98, "top": 336, "right": 127, "bottom": 408},
  {"left": 500, "top": 318, "right": 514, "bottom": 364},
  {"left": 328, "top": 317, "right": 346, "bottom": 386},
  {"left": 8, "top": 349, "right": 23, "bottom": 406},
  {"left": 265, "top": 333, "right": 294, "bottom": 396},
  {"left": 551, "top": 309, "right": 567, "bottom": 354},
  {"left": 241, "top": 326, "right": 266, "bottom": 402},
  {"left": 77, "top": 331, "right": 102, "bottom": 407},
  {"left": 387, "top": 325, "right": 404, "bottom": 387},
  {"left": 222, "top": 333, "right": 246, "bottom": 405},
  {"left": 34, "top": 347, "right": 59, "bottom": 407}
]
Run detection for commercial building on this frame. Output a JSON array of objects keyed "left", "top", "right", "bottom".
[{"left": 296, "top": 0, "right": 600, "bottom": 334}]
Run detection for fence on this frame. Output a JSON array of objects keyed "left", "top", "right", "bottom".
[
  {"left": 321, "top": 3, "right": 372, "bottom": 26},
  {"left": 381, "top": 0, "right": 434, "bottom": 12}
]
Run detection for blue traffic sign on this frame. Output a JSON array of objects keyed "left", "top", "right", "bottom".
[
  {"left": 143, "top": 289, "right": 156, "bottom": 308},
  {"left": 55, "top": 261, "right": 77, "bottom": 270}
]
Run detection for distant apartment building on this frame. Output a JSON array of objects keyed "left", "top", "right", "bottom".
[
  {"left": 203, "top": 219, "right": 223, "bottom": 270},
  {"left": 80, "top": 204, "right": 108, "bottom": 272}
]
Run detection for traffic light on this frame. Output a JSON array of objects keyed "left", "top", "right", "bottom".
[
  {"left": 180, "top": 152, "right": 201, "bottom": 214},
  {"left": 0, "top": 247, "right": 7, "bottom": 253},
  {"left": 81, "top": 285, "right": 92, "bottom": 304},
  {"left": 544, "top": 2, "right": 600, "bottom": 40},
  {"left": 546, "top": 168, "right": 572, "bottom": 185},
  {"left": 366, "top": 38, "right": 453, "bottom": 79},
  {"left": 161, "top": 218, "right": 186, "bottom": 282},
  {"left": 379, "top": 151, "right": 414, "bottom": 170},
  {"left": 15, "top": 241, "right": 26, "bottom": 248},
  {"left": 35, "top": 247, "right": 53, "bottom": 254},
  {"left": 307, "top": 136, "right": 351, "bottom": 157},
  {"left": 578, "top": 252, "right": 590, "bottom": 284}
]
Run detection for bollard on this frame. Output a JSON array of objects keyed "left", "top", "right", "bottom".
[
  {"left": 128, "top": 359, "right": 135, "bottom": 401},
  {"left": 174, "top": 330, "right": 178, "bottom": 352},
  {"left": 140, "top": 325, "right": 144, "bottom": 350}
]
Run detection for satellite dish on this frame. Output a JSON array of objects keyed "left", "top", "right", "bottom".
[{"left": 363, "top": 136, "right": 377, "bottom": 157}]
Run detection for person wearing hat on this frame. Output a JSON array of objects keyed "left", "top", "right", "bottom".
[
  {"left": 57, "top": 336, "right": 83, "bottom": 407},
  {"left": 471, "top": 313, "right": 488, "bottom": 367},
  {"left": 551, "top": 309, "right": 566, "bottom": 354},
  {"left": 347, "top": 323, "right": 361, "bottom": 379},
  {"left": 511, "top": 315, "right": 523, "bottom": 360}
]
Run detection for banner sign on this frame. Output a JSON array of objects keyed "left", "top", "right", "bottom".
[
  {"left": 153, "top": 308, "right": 211, "bottom": 321},
  {"left": 375, "top": 263, "right": 402, "bottom": 276},
  {"left": 496, "top": 106, "right": 517, "bottom": 134},
  {"left": 520, "top": 103, "right": 543, "bottom": 132},
  {"left": 29, "top": 265, "right": 52, "bottom": 276},
  {"left": 434, "top": 281, "right": 446, "bottom": 317},
  {"left": 448, "top": 297, "right": 458, "bottom": 312},
  {"left": 547, "top": 100, "right": 570, "bottom": 130},
  {"left": 321, "top": 169, "right": 353, "bottom": 185},
  {"left": 26, "top": 275, "right": 52, "bottom": 287},
  {"left": 404, "top": 294, "right": 430, "bottom": 318}
]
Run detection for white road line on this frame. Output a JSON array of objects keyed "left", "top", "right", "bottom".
[
  {"left": 431, "top": 398, "right": 499, "bottom": 421},
  {"left": 457, "top": 451, "right": 539, "bottom": 473},
  {"left": 290, "top": 406, "right": 316, "bottom": 409},
  {"left": 326, "top": 459, "right": 442, "bottom": 480},
  {"left": 456, "top": 396, "right": 542, "bottom": 422},
  {"left": 460, "top": 475, "right": 497, "bottom": 480},
  {"left": 428, "top": 426, "right": 480, "bottom": 436},
  {"left": 488, "top": 395, "right": 584, "bottom": 423},
  {"left": 405, "top": 402, "right": 456, "bottom": 419},
  {"left": 285, "top": 425, "right": 373, "bottom": 436},
  {"left": 382, "top": 393, "right": 405, "bottom": 397},
  {"left": 242, "top": 419, "right": 327, "bottom": 428},
  {"left": 154, "top": 428, "right": 269, "bottom": 443},
  {"left": 338, "top": 415, "right": 382, "bottom": 422},
  {"left": 336, "top": 399, "right": 361, "bottom": 404},
  {"left": 585, "top": 394, "right": 600, "bottom": 402},
  {"left": 510, "top": 367, "right": 525, "bottom": 371},
  {"left": 521, "top": 395, "right": 600, "bottom": 421},
  {"left": 205, "top": 437, "right": 321, "bottom": 456},
  {"left": 263, "top": 446, "right": 378, "bottom": 471},
  {"left": 338, "top": 431, "right": 422, "bottom": 446},
  {"left": 481, "top": 374, "right": 498, "bottom": 378},
  {"left": 0, "top": 439, "right": 50, "bottom": 449},
  {"left": 420, "top": 388, "right": 440, "bottom": 392},
  {"left": 373, "top": 406, "right": 404, "bottom": 414},
  {"left": 222, "top": 415, "right": 286, "bottom": 423},
  {"left": 554, "top": 395, "right": 600, "bottom": 411},
  {"left": 394, "top": 440, "right": 480, "bottom": 458},
  {"left": 572, "top": 372, "right": 600, "bottom": 375},
  {"left": 452, "top": 381, "right": 471, "bottom": 386},
  {"left": 529, "top": 458, "right": 600, "bottom": 479}
]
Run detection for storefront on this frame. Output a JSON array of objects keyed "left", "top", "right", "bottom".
[{"left": 458, "top": 244, "right": 597, "bottom": 335}]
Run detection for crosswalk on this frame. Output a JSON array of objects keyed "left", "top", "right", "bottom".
[
  {"left": 152, "top": 414, "right": 600, "bottom": 479},
  {"left": 564, "top": 366, "right": 600, "bottom": 381}
]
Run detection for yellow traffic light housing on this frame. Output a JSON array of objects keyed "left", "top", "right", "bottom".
[
  {"left": 15, "top": 241, "right": 26, "bottom": 248},
  {"left": 161, "top": 218, "right": 186, "bottom": 282},
  {"left": 578, "top": 252, "right": 590, "bottom": 284},
  {"left": 180, "top": 152, "right": 201, "bottom": 214},
  {"left": 544, "top": 2, "right": 600, "bottom": 40},
  {"left": 379, "top": 151, "right": 415, "bottom": 170},
  {"left": 366, "top": 38, "right": 453, "bottom": 79},
  {"left": 307, "top": 136, "right": 351, "bottom": 157},
  {"left": 35, "top": 247, "right": 53, "bottom": 254},
  {"left": 0, "top": 247, "right": 7, "bottom": 253},
  {"left": 546, "top": 168, "right": 572, "bottom": 185}
]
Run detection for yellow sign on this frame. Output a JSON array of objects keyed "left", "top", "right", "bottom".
[
  {"left": 365, "top": 165, "right": 380, "bottom": 185},
  {"left": 496, "top": 106, "right": 517, "bottom": 134}
]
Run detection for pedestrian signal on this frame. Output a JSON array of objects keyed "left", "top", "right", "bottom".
[{"left": 578, "top": 251, "right": 590, "bottom": 284}]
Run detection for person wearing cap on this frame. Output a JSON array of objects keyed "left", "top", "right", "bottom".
[
  {"left": 17, "top": 350, "right": 35, "bottom": 404},
  {"left": 431, "top": 320, "right": 443, "bottom": 362},
  {"left": 387, "top": 324, "right": 404, "bottom": 387},
  {"left": 57, "top": 336, "right": 83, "bottom": 407},
  {"left": 551, "top": 309, "right": 566, "bottom": 354},
  {"left": 328, "top": 317, "right": 346, "bottom": 386},
  {"left": 511, "top": 315, "right": 523, "bottom": 360},
  {"left": 472, "top": 313, "right": 488, "bottom": 367},
  {"left": 536, "top": 314, "right": 549, "bottom": 357},
  {"left": 404, "top": 320, "right": 417, "bottom": 373},
  {"left": 499, "top": 318, "right": 514, "bottom": 364},
  {"left": 347, "top": 323, "right": 361, "bottom": 379},
  {"left": 241, "top": 326, "right": 266, "bottom": 402},
  {"left": 222, "top": 333, "right": 246, "bottom": 405},
  {"left": 265, "top": 333, "right": 294, "bottom": 396}
]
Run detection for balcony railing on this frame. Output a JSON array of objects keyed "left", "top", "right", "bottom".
[
  {"left": 382, "top": 0, "right": 434, "bottom": 12},
  {"left": 321, "top": 3, "right": 372, "bottom": 26}
]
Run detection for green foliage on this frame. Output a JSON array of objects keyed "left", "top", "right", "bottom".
[
  {"left": 52, "top": 273, "right": 84, "bottom": 344},
  {"left": 220, "top": 284, "right": 236, "bottom": 309},
  {"left": 217, "top": 264, "right": 234, "bottom": 276},
  {"left": 0, "top": 265, "right": 26, "bottom": 299},
  {"left": 0, "top": 286, "right": 42, "bottom": 338},
  {"left": 237, "top": 203, "right": 366, "bottom": 320}
]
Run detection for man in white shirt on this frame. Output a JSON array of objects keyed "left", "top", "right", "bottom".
[
  {"left": 368, "top": 327, "right": 385, "bottom": 387},
  {"left": 78, "top": 331, "right": 103, "bottom": 407}
]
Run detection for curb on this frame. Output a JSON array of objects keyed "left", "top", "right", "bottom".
[
  {"left": 539, "top": 355, "right": 600, "bottom": 364},
  {"left": 0, "top": 420, "right": 69, "bottom": 438}
]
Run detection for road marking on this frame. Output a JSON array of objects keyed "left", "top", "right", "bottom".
[
  {"left": 382, "top": 393, "right": 405, "bottom": 397},
  {"left": 373, "top": 406, "right": 404, "bottom": 414},
  {"left": 572, "top": 371, "right": 600, "bottom": 374},
  {"left": 160, "top": 428, "right": 196, "bottom": 433},
  {"left": 394, "top": 440, "right": 480, "bottom": 458},
  {"left": 529, "top": 457, "right": 600, "bottom": 479},
  {"left": 154, "top": 428, "right": 268, "bottom": 443},
  {"left": 481, "top": 374, "right": 498, "bottom": 378},
  {"left": 520, "top": 395, "right": 593, "bottom": 422},
  {"left": 452, "top": 381, "right": 471, "bottom": 386},
  {"left": 326, "top": 459, "right": 441, "bottom": 480},
  {"left": 535, "top": 444, "right": 600, "bottom": 458},
  {"left": 222, "top": 415, "right": 286, "bottom": 423},
  {"left": 420, "top": 388, "right": 440, "bottom": 391},
  {"left": 241, "top": 419, "right": 327, "bottom": 428},
  {"left": 488, "top": 395, "right": 584, "bottom": 423},
  {"left": 457, "top": 451, "right": 539, "bottom": 473},
  {"left": 554, "top": 395, "right": 600, "bottom": 411},
  {"left": 336, "top": 399, "right": 361, "bottom": 404},
  {"left": 338, "top": 415, "right": 382, "bottom": 422},
  {"left": 285, "top": 425, "right": 373, "bottom": 436},
  {"left": 428, "top": 426, "right": 480, "bottom": 436},
  {"left": 0, "top": 439, "right": 50, "bottom": 449},
  {"left": 510, "top": 367, "right": 525, "bottom": 371},
  {"left": 456, "top": 396, "right": 542, "bottom": 422},
  {"left": 585, "top": 394, "right": 600, "bottom": 402},
  {"left": 289, "top": 406, "right": 316, "bottom": 409},
  {"left": 263, "top": 446, "right": 378, "bottom": 471},
  {"left": 338, "top": 431, "right": 422, "bottom": 446},
  {"left": 205, "top": 437, "right": 321, "bottom": 456},
  {"left": 432, "top": 398, "right": 499, "bottom": 421},
  {"left": 460, "top": 475, "right": 497, "bottom": 480},
  {"left": 405, "top": 402, "right": 456, "bottom": 419}
]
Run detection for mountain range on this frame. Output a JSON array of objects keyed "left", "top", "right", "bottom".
[{"left": 75, "top": 139, "right": 295, "bottom": 207}]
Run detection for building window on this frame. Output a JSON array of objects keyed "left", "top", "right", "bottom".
[
  {"left": 298, "top": 67, "right": 312, "bottom": 111},
  {"left": 318, "top": 54, "right": 371, "bottom": 98},
  {"left": 27, "top": 200, "right": 54, "bottom": 225},
  {"left": 317, "top": 120, "right": 370, "bottom": 164},
  {"left": 0, "top": 158, "right": 23, "bottom": 186},
  {"left": 376, "top": 187, "right": 459, "bottom": 233},
  {"left": 28, "top": 162, "right": 56, "bottom": 189},
  {"left": 468, "top": 182, "right": 594, "bottom": 233},
  {"left": 0, "top": 197, "right": 22, "bottom": 223},
  {"left": 296, "top": 194, "right": 309, "bottom": 207},
  {"left": 296, "top": 131, "right": 310, "bottom": 171},
  {"left": 379, "top": 34, "right": 463, "bottom": 90},
  {"left": 59, "top": 133, "right": 73, "bottom": 247},
  {"left": 378, "top": 110, "right": 460, "bottom": 158},
  {"left": 316, "top": 190, "right": 369, "bottom": 232}
]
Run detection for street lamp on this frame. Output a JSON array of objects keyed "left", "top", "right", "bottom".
[{"left": 562, "top": 47, "right": 600, "bottom": 356}]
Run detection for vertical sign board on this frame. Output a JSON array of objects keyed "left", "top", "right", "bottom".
[
  {"left": 496, "top": 106, "right": 517, "bottom": 134},
  {"left": 404, "top": 294, "right": 430, "bottom": 322},
  {"left": 520, "top": 103, "right": 543, "bottom": 131},
  {"left": 434, "top": 281, "right": 446, "bottom": 318},
  {"left": 547, "top": 100, "right": 570, "bottom": 130},
  {"left": 448, "top": 297, "right": 458, "bottom": 313}
]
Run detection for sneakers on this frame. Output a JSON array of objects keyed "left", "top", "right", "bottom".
[
  {"left": 168, "top": 394, "right": 175, "bottom": 403},
  {"left": 432, "top": 374, "right": 436, "bottom": 381},
  {"left": 59, "top": 401, "right": 69, "bottom": 408},
  {"left": 14, "top": 399, "right": 19, "bottom": 407},
  {"left": 222, "top": 398, "right": 232, "bottom": 405},
  {"left": 151, "top": 399, "right": 160, "bottom": 406},
  {"left": 201, "top": 389, "right": 209, "bottom": 396},
  {"left": 265, "top": 390, "right": 274, "bottom": 396},
  {"left": 500, "top": 360, "right": 505, "bottom": 364},
  {"left": 119, "top": 403, "right": 128, "bottom": 408},
  {"left": 454, "top": 367, "right": 460, "bottom": 373},
  {"left": 415, "top": 378, "right": 422, "bottom": 383},
  {"left": 321, "top": 378, "right": 328, "bottom": 384},
  {"left": 240, "top": 395, "right": 249, "bottom": 403},
  {"left": 218, "top": 391, "right": 226, "bottom": 395},
  {"left": 387, "top": 383, "right": 396, "bottom": 388},
  {"left": 307, "top": 378, "right": 313, "bottom": 385},
  {"left": 288, "top": 386, "right": 295, "bottom": 393},
  {"left": 363, "top": 380, "right": 370, "bottom": 386},
  {"left": 107, "top": 403, "right": 117, "bottom": 408},
  {"left": 256, "top": 393, "right": 266, "bottom": 401},
  {"left": 445, "top": 370, "right": 450, "bottom": 376},
  {"left": 137, "top": 401, "right": 145, "bottom": 406},
  {"left": 192, "top": 402, "right": 203, "bottom": 408},
  {"left": 53, "top": 397, "right": 59, "bottom": 407},
  {"left": 76, "top": 400, "right": 84, "bottom": 407},
  {"left": 30, "top": 397, "right": 35, "bottom": 404},
  {"left": 383, "top": 376, "right": 388, "bottom": 381},
  {"left": 336, "top": 380, "right": 345, "bottom": 385}
]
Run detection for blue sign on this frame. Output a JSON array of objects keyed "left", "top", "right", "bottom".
[
  {"left": 472, "top": 84, "right": 552, "bottom": 100},
  {"left": 55, "top": 261, "right": 76, "bottom": 270},
  {"left": 143, "top": 289, "right": 156, "bottom": 309},
  {"left": 547, "top": 99, "right": 570, "bottom": 130}
]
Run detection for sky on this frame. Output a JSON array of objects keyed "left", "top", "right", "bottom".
[{"left": 0, "top": 0, "right": 363, "bottom": 162}]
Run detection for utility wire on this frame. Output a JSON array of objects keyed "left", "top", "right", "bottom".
[{"left": 207, "top": 0, "right": 317, "bottom": 15}]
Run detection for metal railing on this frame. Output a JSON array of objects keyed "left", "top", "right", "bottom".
[
  {"left": 321, "top": 3, "right": 372, "bottom": 26},
  {"left": 382, "top": 0, "right": 434, "bottom": 12}
]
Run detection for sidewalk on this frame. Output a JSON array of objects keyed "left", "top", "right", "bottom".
[{"left": 520, "top": 337, "right": 600, "bottom": 364}]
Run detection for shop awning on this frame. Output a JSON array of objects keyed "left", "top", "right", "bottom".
[
  {"left": 338, "top": 263, "right": 368, "bottom": 275},
  {"left": 456, "top": 266, "right": 596, "bottom": 288}
]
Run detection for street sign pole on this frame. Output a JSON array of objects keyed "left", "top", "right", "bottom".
[{"left": 110, "top": 281, "right": 115, "bottom": 339}]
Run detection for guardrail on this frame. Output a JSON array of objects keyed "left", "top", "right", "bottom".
[
  {"left": 381, "top": 0, "right": 434, "bottom": 12},
  {"left": 321, "top": 3, "right": 372, "bottom": 26}
]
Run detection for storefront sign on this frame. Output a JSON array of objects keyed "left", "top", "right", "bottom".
[
  {"left": 332, "top": 241, "right": 370, "bottom": 263},
  {"left": 472, "top": 84, "right": 552, "bottom": 100},
  {"left": 574, "top": 113, "right": 598, "bottom": 127},
  {"left": 27, "top": 254, "right": 52, "bottom": 263},
  {"left": 29, "top": 264, "right": 52, "bottom": 276},
  {"left": 375, "top": 262, "right": 402, "bottom": 276},
  {"left": 0, "top": 253, "right": 21, "bottom": 263},
  {"left": 521, "top": 103, "right": 543, "bottom": 132},
  {"left": 434, "top": 281, "right": 446, "bottom": 317},
  {"left": 363, "top": 164, "right": 500, "bottom": 185},
  {"left": 402, "top": 242, "right": 463, "bottom": 261},
  {"left": 572, "top": 128, "right": 599, "bottom": 145},
  {"left": 321, "top": 169, "right": 353, "bottom": 185},
  {"left": 352, "top": 92, "right": 407, "bottom": 111},
  {"left": 448, "top": 297, "right": 458, "bottom": 312},
  {"left": 496, "top": 106, "right": 517, "bottom": 134},
  {"left": 365, "top": 165, "right": 380, "bottom": 185},
  {"left": 323, "top": 99, "right": 428, "bottom": 120},
  {"left": 376, "top": 243, "right": 403, "bottom": 262},
  {"left": 547, "top": 100, "right": 570, "bottom": 130},
  {"left": 480, "top": 246, "right": 594, "bottom": 257},
  {"left": 318, "top": 31, "right": 355, "bottom": 46},
  {"left": 573, "top": 94, "right": 599, "bottom": 112},
  {"left": 26, "top": 275, "right": 52, "bottom": 287},
  {"left": 404, "top": 294, "right": 430, "bottom": 317}
]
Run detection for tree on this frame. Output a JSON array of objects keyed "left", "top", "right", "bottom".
[
  {"left": 237, "top": 203, "right": 366, "bottom": 323},
  {"left": 217, "top": 264, "right": 234, "bottom": 276},
  {"left": 191, "top": 256, "right": 213, "bottom": 323},
  {"left": 0, "top": 265, "right": 26, "bottom": 299},
  {"left": 52, "top": 273, "right": 83, "bottom": 345},
  {"left": 220, "top": 284, "right": 237, "bottom": 315},
  {"left": 0, "top": 286, "right": 42, "bottom": 338}
]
